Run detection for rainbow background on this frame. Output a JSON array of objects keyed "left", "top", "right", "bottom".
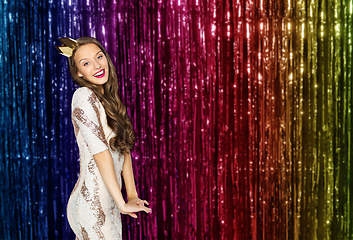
[{"left": 1, "top": 0, "right": 353, "bottom": 239}]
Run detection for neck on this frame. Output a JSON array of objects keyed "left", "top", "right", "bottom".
[{"left": 97, "top": 85, "right": 104, "bottom": 94}]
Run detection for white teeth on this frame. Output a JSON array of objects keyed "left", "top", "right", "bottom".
[{"left": 94, "top": 70, "right": 104, "bottom": 76}]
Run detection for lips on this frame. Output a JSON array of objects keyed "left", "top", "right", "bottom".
[{"left": 93, "top": 69, "right": 105, "bottom": 78}]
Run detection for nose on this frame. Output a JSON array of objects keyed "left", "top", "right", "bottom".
[{"left": 93, "top": 60, "right": 101, "bottom": 70}]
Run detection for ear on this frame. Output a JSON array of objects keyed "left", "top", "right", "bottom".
[{"left": 77, "top": 71, "right": 83, "bottom": 78}]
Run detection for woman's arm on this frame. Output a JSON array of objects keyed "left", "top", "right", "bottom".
[
  {"left": 122, "top": 151, "right": 150, "bottom": 206},
  {"left": 122, "top": 151, "right": 138, "bottom": 200},
  {"left": 94, "top": 150, "right": 126, "bottom": 209},
  {"left": 94, "top": 149, "right": 151, "bottom": 218}
]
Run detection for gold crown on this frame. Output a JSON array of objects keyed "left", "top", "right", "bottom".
[{"left": 55, "top": 37, "right": 78, "bottom": 57}]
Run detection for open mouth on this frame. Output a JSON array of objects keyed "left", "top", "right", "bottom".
[{"left": 93, "top": 69, "right": 105, "bottom": 78}]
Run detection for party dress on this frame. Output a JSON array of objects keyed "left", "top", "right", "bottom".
[{"left": 67, "top": 87, "right": 124, "bottom": 240}]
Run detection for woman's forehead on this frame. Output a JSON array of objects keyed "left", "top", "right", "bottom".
[{"left": 75, "top": 43, "right": 101, "bottom": 61}]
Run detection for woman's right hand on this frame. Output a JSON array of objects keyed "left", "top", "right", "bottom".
[{"left": 119, "top": 201, "right": 152, "bottom": 218}]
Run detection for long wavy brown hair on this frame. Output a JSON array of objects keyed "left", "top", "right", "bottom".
[{"left": 68, "top": 36, "right": 136, "bottom": 154}]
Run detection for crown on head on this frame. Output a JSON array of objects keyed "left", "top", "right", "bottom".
[{"left": 55, "top": 37, "right": 78, "bottom": 57}]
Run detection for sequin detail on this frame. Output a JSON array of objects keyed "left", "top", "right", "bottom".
[
  {"left": 81, "top": 226, "right": 89, "bottom": 240},
  {"left": 72, "top": 117, "right": 79, "bottom": 136},
  {"left": 80, "top": 176, "right": 106, "bottom": 239},
  {"left": 88, "top": 158, "right": 106, "bottom": 239},
  {"left": 87, "top": 93, "right": 101, "bottom": 122},
  {"left": 73, "top": 107, "right": 108, "bottom": 146}
]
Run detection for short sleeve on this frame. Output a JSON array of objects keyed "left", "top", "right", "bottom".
[{"left": 71, "top": 87, "right": 109, "bottom": 155}]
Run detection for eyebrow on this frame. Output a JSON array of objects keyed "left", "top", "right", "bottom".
[{"left": 79, "top": 51, "right": 103, "bottom": 63}]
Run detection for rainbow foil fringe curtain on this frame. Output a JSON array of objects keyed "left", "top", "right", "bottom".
[{"left": 0, "top": 0, "right": 353, "bottom": 239}]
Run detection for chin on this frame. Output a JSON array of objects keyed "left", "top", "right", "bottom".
[
  {"left": 87, "top": 76, "right": 109, "bottom": 85},
  {"left": 98, "top": 77, "right": 109, "bottom": 85}
]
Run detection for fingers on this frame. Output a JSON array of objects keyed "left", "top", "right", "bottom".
[
  {"left": 133, "top": 203, "right": 151, "bottom": 213},
  {"left": 120, "top": 201, "right": 151, "bottom": 216},
  {"left": 128, "top": 198, "right": 149, "bottom": 206},
  {"left": 121, "top": 209, "right": 151, "bottom": 219},
  {"left": 133, "top": 204, "right": 151, "bottom": 213},
  {"left": 136, "top": 199, "right": 149, "bottom": 206},
  {"left": 129, "top": 213, "right": 138, "bottom": 218},
  {"left": 142, "top": 206, "right": 152, "bottom": 213}
]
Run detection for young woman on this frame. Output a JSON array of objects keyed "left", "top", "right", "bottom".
[{"left": 56, "top": 37, "right": 151, "bottom": 239}]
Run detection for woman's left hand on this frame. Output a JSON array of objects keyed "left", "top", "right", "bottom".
[{"left": 127, "top": 197, "right": 149, "bottom": 207}]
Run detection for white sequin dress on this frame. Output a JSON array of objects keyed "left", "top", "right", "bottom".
[{"left": 67, "top": 87, "right": 124, "bottom": 239}]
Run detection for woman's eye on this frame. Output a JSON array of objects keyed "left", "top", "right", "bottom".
[
  {"left": 98, "top": 55, "right": 102, "bottom": 59},
  {"left": 83, "top": 62, "right": 89, "bottom": 66}
]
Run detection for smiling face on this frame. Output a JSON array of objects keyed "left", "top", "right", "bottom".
[{"left": 74, "top": 43, "right": 109, "bottom": 86}]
